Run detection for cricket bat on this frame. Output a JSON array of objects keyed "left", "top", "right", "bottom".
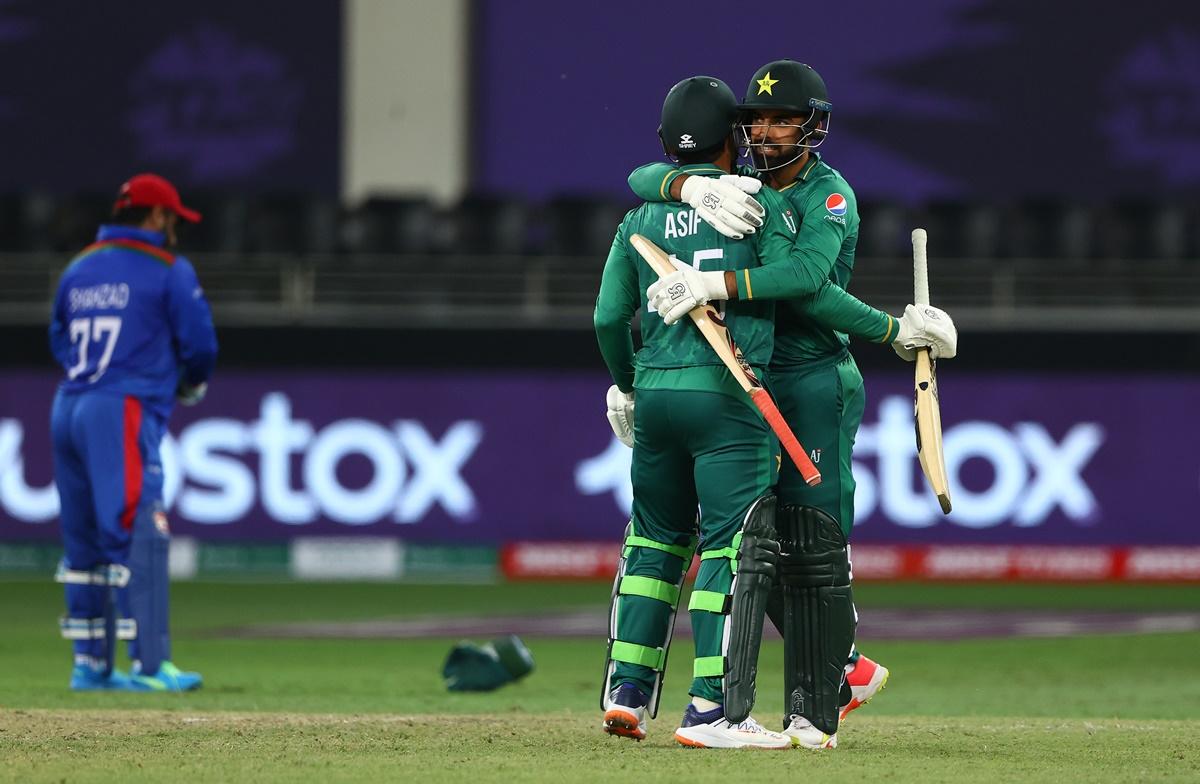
[
  {"left": 911, "top": 228, "right": 952, "bottom": 514},
  {"left": 629, "top": 233, "right": 821, "bottom": 486}
]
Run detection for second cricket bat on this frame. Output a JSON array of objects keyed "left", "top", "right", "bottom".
[
  {"left": 911, "top": 228, "right": 952, "bottom": 514},
  {"left": 629, "top": 233, "right": 820, "bottom": 486}
]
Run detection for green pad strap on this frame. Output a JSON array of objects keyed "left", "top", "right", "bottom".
[
  {"left": 619, "top": 575, "right": 680, "bottom": 607},
  {"left": 623, "top": 535, "right": 694, "bottom": 561},
  {"left": 693, "top": 656, "right": 725, "bottom": 678},
  {"left": 700, "top": 546, "right": 740, "bottom": 574},
  {"left": 687, "top": 590, "right": 730, "bottom": 614},
  {"left": 610, "top": 640, "right": 665, "bottom": 671}
]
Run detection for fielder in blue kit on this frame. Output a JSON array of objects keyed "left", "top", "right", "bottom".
[{"left": 49, "top": 173, "right": 216, "bottom": 691}]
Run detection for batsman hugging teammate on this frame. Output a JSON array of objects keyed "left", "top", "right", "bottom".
[
  {"left": 594, "top": 73, "right": 956, "bottom": 749},
  {"left": 626, "top": 60, "right": 958, "bottom": 748},
  {"left": 595, "top": 75, "right": 794, "bottom": 750},
  {"left": 49, "top": 173, "right": 216, "bottom": 692}
]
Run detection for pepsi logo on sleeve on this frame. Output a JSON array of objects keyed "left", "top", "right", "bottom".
[{"left": 825, "top": 193, "right": 848, "bottom": 216}]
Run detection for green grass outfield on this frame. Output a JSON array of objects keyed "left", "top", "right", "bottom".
[{"left": 2, "top": 580, "right": 1199, "bottom": 782}]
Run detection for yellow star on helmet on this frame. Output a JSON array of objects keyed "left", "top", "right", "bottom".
[{"left": 756, "top": 72, "right": 779, "bottom": 95}]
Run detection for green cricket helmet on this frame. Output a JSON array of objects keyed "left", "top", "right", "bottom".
[
  {"left": 738, "top": 59, "right": 832, "bottom": 171},
  {"left": 658, "top": 75, "right": 738, "bottom": 159}
]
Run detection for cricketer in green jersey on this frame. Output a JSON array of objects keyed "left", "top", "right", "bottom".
[
  {"left": 626, "top": 60, "right": 958, "bottom": 748},
  {"left": 595, "top": 75, "right": 792, "bottom": 750},
  {"left": 595, "top": 74, "right": 955, "bottom": 751}
]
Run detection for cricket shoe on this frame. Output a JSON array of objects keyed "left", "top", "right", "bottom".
[
  {"left": 840, "top": 654, "right": 889, "bottom": 721},
  {"left": 603, "top": 683, "right": 649, "bottom": 740},
  {"left": 674, "top": 704, "right": 791, "bottom": 750},
  {"left": 69, "top": 663, "right": 133, "bottom": 691},
  {"left": 783, "top": 715, "right": 837, "bottom": 749},
  {"left": 128, "top": 660, "right": 204, "bottom": 692}
]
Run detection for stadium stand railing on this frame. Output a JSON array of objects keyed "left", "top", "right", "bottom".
[{"left": 2, "top": 193, "right": 1197, "bottom": 330}]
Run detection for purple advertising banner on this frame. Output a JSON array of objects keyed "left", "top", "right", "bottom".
[
  {"left": 475, "top": 0, "right": 1200, "bottom": 203},
  {"left": 0, "top": 1, "right": 341, "bottom": 194},
  {"left": 2, "top": 370, "right": 1199, "bottom": 546}
]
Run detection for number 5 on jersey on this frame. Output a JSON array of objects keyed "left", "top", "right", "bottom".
[{"left": 631, "top": 233, "right": 821, "bottom": 486}]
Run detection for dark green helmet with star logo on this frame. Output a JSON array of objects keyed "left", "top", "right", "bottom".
[
  {"left": 739, "top": 59, "right": 831, "bottom": 114},
  {"left": 738, "top": 60, "right": 832, "bottom": 171},
  {"left": 658, "top": 75, "right": 738, "bottom": 159}
]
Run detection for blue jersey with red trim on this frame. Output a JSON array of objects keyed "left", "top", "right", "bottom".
[{"left": 49, "top": 225, "right": 217, "bottom": 419}]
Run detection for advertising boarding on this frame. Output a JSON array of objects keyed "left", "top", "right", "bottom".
[{"left": 2, "top": 371, "right": 1198, "bottom": 549}]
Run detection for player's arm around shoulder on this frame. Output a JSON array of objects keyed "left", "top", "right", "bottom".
[
  {"left": 628, "top": 162, "right": 764, "bottom": 204},
  {"left": 629, "top": 164, "right": 764, "bottom": 239},
  {"left": 628, "top": 163, "right": 682, "bottom": 203}
]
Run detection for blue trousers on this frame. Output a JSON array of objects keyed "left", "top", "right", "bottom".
[{"left": 51, "top": 390, "right": 171, "bottom": 671}]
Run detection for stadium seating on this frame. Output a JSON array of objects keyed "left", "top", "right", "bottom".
[
  {"left": 343, "top": 196, "right": 437, "bottom": 255},
  {"left": 541, "top": 196, "right": 633, "bottom": 258},
  {"left": 0, "top": 190, "right": 1194, "bottom": 330},
  {"left": 5, "top": 190, "right": 1195, "bottom": 264},
  {"left": 446, "top": 195, "right": 531, "bottom": 255},
  {"left": 46, "top": 193, "right": 112, "bottom": 252}
]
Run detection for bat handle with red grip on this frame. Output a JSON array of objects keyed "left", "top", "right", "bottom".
[{"left": 749, "top": 389, "right": 821, "bottom": 486}]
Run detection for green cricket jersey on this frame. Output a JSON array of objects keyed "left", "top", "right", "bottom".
[
  {"left": 627, "top": 153, "right": 893, "bottom": 366},
  {"left": 594, "top": 164, "right": 792, "bottom": 395}
]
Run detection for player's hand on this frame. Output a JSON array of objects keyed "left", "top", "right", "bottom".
[
  {"left": 893, "top": 304, "right": 958, "bottom": 360},
  {"left": 605, "top": 385, "right": 635, "bottom": 448},
  {"left": 646, "top": 259, "right": 729, "bottom": 326},
  {"left": 680, "top": 174, "right": 765, "bottom": 240},
  {"left": 176, "top": 380, "right": 208, "bottom": 406}
]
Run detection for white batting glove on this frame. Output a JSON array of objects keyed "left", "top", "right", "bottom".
[
  {"left": 646, "top": 259, "right": 729, "bottom": 326},
  {"left": 176, "top": 380, "right": 208, "bottom": 406},
  {"left": 893, "top": 304, "right": 958, "bottom": 361},
  {"left": 680, "top": 174, "right": 765, "bottom": 240},
  {"left": 605, "top": 385, "right": 635, "bottom": 448}
]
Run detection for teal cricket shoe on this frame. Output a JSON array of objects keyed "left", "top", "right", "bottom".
[
  {"left": 128, "top": 660, "right": 204, "bottom": 692},
  {"left": 69, "top": 663, "right": 133, "bottom": 691}
]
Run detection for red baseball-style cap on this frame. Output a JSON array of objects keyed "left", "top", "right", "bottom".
[{"left": 113, "top": 173, "right": 202, "bottom": 223}]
